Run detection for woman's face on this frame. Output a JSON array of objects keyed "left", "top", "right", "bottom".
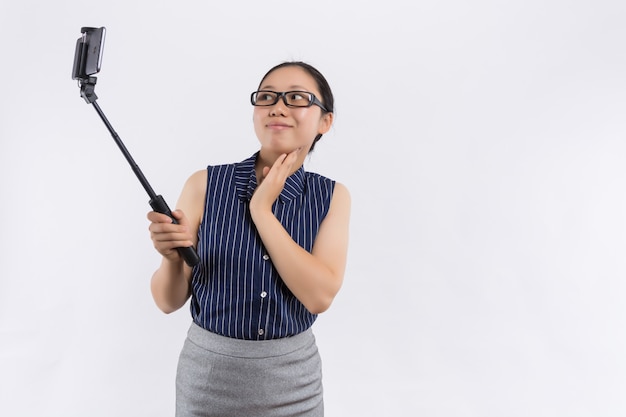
[{"left": 253, "top": 66, "right": 332, "bottom": 157}]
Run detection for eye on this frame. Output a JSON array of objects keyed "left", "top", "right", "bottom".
[
  {"left": 255, "top": 91, "right": 277, "bottom": 104},
  {"left": 286, "top": 91, "right": 311, "bottom": 106}
]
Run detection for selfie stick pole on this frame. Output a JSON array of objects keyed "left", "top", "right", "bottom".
[{"left": 78, "top": 78, "right": 201, "bottom": 267}]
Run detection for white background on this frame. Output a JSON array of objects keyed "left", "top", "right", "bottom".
[{"left": 1, "top": 1, "right": 625, "bottom": 416}]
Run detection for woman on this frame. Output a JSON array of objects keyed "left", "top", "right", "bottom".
[{"left": 148, "top": 61, "right": 351, "bottom": 416}]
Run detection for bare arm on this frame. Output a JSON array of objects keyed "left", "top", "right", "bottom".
[
  {"left": 249, "top": 152, "right": 351, "bottom": 314},
  {"left": 148, "top": 169, "right": 207, "bottom": 313}
]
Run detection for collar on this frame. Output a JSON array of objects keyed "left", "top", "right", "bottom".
[{"left": 235, "top": 152, "right": 306, "bottom": 203}]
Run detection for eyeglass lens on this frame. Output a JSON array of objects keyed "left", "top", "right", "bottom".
[{"left": 253, "top": 91, "right": 313, "bottom": 107}]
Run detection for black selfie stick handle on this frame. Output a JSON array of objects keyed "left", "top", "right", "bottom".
[
  {"left": 90, "top": 99, "right": 200, "bottom": 267},
  {"left": 149, "top": 195, "right": 201, "bottom": 267}
]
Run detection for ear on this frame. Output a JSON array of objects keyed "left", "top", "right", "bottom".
[{"left": 317, "top": 112, "right": 334, "bottom": 135}]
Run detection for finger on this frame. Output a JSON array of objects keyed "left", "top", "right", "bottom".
[
  {"left": 150, "top": 229, "right": 193, "bottom": 247},
  {"left": 284, "top": 150, "right": 300, "bottom": 171},
  {"left": 171, "top": 209, "right": 190, "bottom": 226},
  {"left": 275, "top": 152, "right": 296, "bottom": 175},
  {"left": 288, "top": 147, "right": 302, "bottom": 161},
  {"left": 149, "top": 222, "right": 187, "bottom": 235},
  {"left": 271, "top": 153, "right": 288, "bottom": 170},
  {"left": 147, "top": 211, "right": 174, "bottom": 224},
  {"left": 259, "top": 155, "right": 286, "bottom": 184},
  {"left": 153, "top": 239, "right": 194, "bottom": 258},
  {"left": 280, "top": 148, "right": 301, "bottom": 169},
  {"left": 153, "top": 235, "right": 194, "bottom": 247}
]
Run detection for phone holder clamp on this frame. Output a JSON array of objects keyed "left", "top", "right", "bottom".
[{"left": 78, "top": 76, "right": 98, "bottom": 104}]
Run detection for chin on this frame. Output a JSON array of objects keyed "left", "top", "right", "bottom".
[{"left": 261, "top": 138, "right": 312, "bottom": 156}]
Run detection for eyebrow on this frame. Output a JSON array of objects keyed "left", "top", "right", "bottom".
[{"left": 260, "top": 85, "right": 312, "bottom": 91}]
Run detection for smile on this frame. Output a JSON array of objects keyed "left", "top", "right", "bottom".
[{"left": 267, "top": 123, "right": 292, "bottom": 130}]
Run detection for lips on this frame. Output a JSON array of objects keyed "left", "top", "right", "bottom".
[{"left": 267, "top": 122, "right": 292, "bottom": 130}]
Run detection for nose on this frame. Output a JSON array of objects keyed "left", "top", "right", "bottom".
[{"left": 269, "top": 97, "right": 288, "bottom": 116}]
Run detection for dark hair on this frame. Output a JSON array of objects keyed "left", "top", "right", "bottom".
[{"left": 258, "top": 61, "right": 334, "bottom": 152}]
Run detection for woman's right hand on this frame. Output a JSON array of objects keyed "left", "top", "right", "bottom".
[{"left": 147, "top": 209, "right": 194, "bottom": 262}]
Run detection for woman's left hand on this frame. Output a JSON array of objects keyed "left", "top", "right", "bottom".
[{"left": 250, "top": 148, "right": 301, "bottom": 214}]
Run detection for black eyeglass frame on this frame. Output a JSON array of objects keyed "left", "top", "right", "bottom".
[{"left": 250, "top": 90, "right": 328, "bottom": 112}]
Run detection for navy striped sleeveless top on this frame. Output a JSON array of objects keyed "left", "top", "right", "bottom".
[{"left": 190, "top": 153, "right": 336, "bottom": 340}]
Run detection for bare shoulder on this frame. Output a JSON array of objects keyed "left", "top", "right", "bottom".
[
  {"left": 322, "top": 181, "right": 350, "bottom": 230},
  {"left": 179, "top": 169, "right": 208, "bottom": 203},
  {"left": 331, "top": 182, "right": 351, "bottom": 213},
  {"left": 177, "top": 169, "right": 208, "bottom": 227},
  {"left": 185, "top": 169, "right": 208, "bottom": 192},
  {"left": 313, "top": 181, "right": 351, "bottom": 270}
]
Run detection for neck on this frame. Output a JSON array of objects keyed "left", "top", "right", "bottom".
[{"left": 255, "top": 149, "right": 306, "bottom": 179}]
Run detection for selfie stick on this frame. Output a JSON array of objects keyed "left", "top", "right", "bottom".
[{"left": 73, "top": 27, "right": 200, "bottom": 267}]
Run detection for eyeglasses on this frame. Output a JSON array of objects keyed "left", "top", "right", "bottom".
[{"left": 250, "top": 90, "right": 328, "bottom": 112}]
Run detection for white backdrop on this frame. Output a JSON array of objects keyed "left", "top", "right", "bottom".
[{"left": 1, "top": 1, "right": 625, "bottom": 416}]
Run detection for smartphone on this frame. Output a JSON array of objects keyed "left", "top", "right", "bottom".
[{"left": 72, "top": 27, "right": 106, "bottom": 80}]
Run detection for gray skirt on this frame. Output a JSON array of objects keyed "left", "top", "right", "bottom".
[{"left": 175, "top": 322, "right": 324, "bottom": 417}]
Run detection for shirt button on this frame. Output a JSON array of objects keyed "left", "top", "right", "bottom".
[
  {"left": 260, "top": 291, "right": 267, "bottom": 298},
  {"left": 258, "top": 329, "right": 264, "bottom": 336},
  {"left": 262, "top": 254, "right": 270, "bottom": 261}
]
